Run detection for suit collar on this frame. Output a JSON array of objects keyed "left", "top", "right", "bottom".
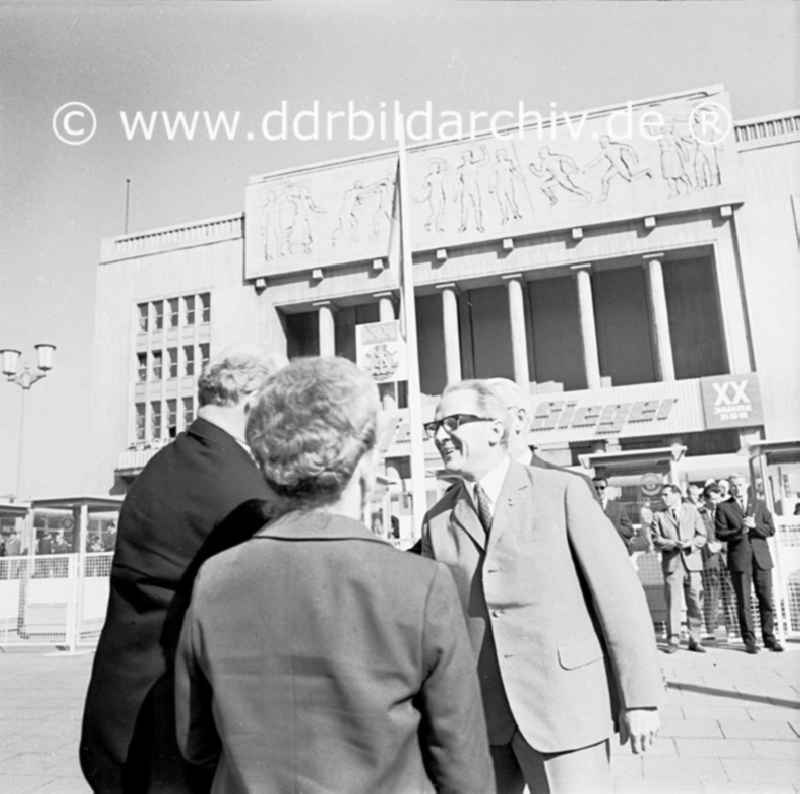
[
  {"left": 254, "top": 509, "right": 388, "bottom": 545},
  {"left": 188, "top": 417, "right": 255, "bottom": 462},
  {"left": 452, "top": 481, "right": 486, "bottom": 550},
  {"left": 450, "top": 459, "right": 531, "bottom": 551}
]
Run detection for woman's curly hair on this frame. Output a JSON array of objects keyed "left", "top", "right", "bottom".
[{"left": 246, "top": 356, "right": 379, "bottom": 508}]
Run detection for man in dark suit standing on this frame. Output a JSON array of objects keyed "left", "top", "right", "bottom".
[
  {"left": 650, "top": 485, "right": 707, "bottom": 653},
  {"left": 697, "top": 482, "right": 727, "bottom": 641},
  {"left": 80, "top": 346, "right": 285, "bottom": 793},
  {"left": 422, "top": 380, "right": 662, "bottom": 794},
  {"left": 715, "top": 475, "right": 783, "bottom": 653},
  {"left": 593, "top": 477, "right": 634, "bottom": 553}
]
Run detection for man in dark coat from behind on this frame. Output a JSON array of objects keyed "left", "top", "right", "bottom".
[{"left": 80, "top": 346, "right": 285, "bottom": 793}]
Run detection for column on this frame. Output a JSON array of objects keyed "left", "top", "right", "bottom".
[
  {"left": 712, "top": 222, "right": 753, "bottom": 374},
  {"left": 643, "top": 254, "right": 675, "bottom": 382},
  {"left": 315, "top": 302, "right": 335, "bottom": 357},
  {"left": 374, "top": 292, "right": 395, "bottom": 323},
  {"left": 503, "top": 274, "right": 530, "bottom": 387},
  {"left": 436, "top": 284, "right": 461, "bottom": 384},
  {"left": 571, "top": 264, "right": 602, "bottom": 390},
  {"left": 374, "top": 293, "right": 398, "bottom": 410}
]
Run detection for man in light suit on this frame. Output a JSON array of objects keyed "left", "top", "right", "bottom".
[
  {"left": 421, "top": 380, "right": 662, "bottom": 794},
  {"left": 715, "top": 475, "right": 783, "bottom": 653},
  {"left": 650, "top": 484, "right": 707, "bottom": 653}
]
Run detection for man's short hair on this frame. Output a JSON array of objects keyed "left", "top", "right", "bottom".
[
  {"left": 441, "top": 379, "right": 510, "bottom": 445},
  {"left": 661, "top": 484, "right": 682, "bottom": 495},
  {"left": 485, "top": 378, "right": 527, "bottom": 412},
  {"left": 702, "top": 483, "right": 721, "bottom": 499},
  {"left": 592, "top": 476, "right": 608, "bottom": 485},
  {"left": 197, "top": 345, "right": 287, "bottom": 408},
  {"left": 246, "top": 357, "right": 379, "bottom": 508}
]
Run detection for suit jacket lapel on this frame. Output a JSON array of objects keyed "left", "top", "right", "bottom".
[
  {"left": 451, "top": 482, "right": 486, "bottom": 551},
  {"left": 662, "top": 510, "right": 679, "bottom": 542},
  {"left": 489, "top": 460, "right": 531, "bottom": 551}
]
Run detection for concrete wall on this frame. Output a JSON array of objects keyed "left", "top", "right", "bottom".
[
  {"left": 735, "top": 132, "right": 800, "bottom": 439},
  {"left": 90, "top": 217, "right": 285, "bottom": 494}
]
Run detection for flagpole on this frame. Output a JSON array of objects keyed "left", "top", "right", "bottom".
[{"left": 395, "top": 115, "right": 427, "bottom": 541}]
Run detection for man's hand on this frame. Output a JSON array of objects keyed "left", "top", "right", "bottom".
[{"left": 619, "top": 707, "right": 659, "bottom": 754}]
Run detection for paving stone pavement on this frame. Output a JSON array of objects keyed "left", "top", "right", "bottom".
[{"left": 0, "top": 641, "right": 798, "bottom": 793}]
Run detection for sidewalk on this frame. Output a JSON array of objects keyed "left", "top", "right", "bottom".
[{"left": 0, "top": 641, "right": 798, "bottom": 793}]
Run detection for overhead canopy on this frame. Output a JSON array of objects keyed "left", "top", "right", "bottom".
[
  {"left": 30, "top": 495, "right": 123, "bottom": 513},
  {"left": 0, "top": 500, "right": 31, "bottom": 518},
  {"left": 748, "top": 439, "right": 800, "bottom": 466},
  {"left": 582, "top": 446, "right": 686, "bottom": 478}
]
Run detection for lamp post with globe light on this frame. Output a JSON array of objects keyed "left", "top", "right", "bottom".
[{"left": 1, "top": 344, "right": 56, "bottom": 500}]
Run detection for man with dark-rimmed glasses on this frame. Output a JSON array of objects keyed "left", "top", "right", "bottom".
[{"left": 420, "top": 379, "right": 662, "bottom": 794}]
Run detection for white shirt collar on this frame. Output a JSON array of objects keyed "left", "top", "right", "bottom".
[{"left": 469, "top": 455, "right": 511, "bottom": 516}]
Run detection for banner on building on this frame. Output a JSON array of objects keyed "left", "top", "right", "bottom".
[
  {"left": 356, "top": 320, "right": 408, "bottom": 383},
  {"left": 700, "top": 373, "right": 764, "bottom": 430}
]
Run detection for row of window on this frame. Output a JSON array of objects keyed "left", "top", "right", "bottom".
[
  {"left": 137, "top": 344, "right": 210, "bottom": 382},
  {"left": 137, "top": 292, "right": 211, "bottom": 333},
  {"left": 135, "top": 397, "right": 196, "bottom": 443}
]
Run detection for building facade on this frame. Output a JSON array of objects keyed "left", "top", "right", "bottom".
[{"left": 91, "top": 86, "right": 800, "bottom": 531}]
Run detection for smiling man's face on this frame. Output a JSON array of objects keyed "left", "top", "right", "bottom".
[{"left": 433, "top": 388, "right": 504, "bottom": 481}]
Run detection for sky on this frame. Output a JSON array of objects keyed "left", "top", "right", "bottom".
[{"left": 0, "top": 0, "right": 797, "bottom": 499}]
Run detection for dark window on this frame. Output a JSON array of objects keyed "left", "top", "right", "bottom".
[
  {"left": 183, "top": 345, "right": 195, "bottom": 377},
  {"left": 150, "top": 401, "right": 162, "bottom": 441},
  {"left": 334, "top": 303, "right": 380, "bottom": 363},
  {"left": 182, "top": 397, "right": 195, "bottom": 429},
  {"left": 183, "top": 295, "right": 196, "bottom": 325},
  {"left": 200, "top": 293, "right": 211, "bottom": 323},
  {"left": 135, "top": 404, "right": 146, "bottom": 442},
  {"left": 151, "top": 350, "right": 163, "bottom": 380},
  {"left": 168, "top": 298, "right": 179, "bottom": 328},
  {"left": 137, "top": 303, "right": 149, "bottom": 332},
  {"left": 167, "top": 348, "right": 178, "bottom": 378},
  {"left": 528, "top": 276, "right": 586, "bottom": 391},
  {"left": 152, "top": 301, "right": 164, "bottom": 330},
  {"left": 166, "top": 399, "right": 177, "bottom": 438},
  {"left": 593, "top": 266, "right": 656, "bottom": 386},
  {"left": 284, "top": 311, "right": 319, "bottom": 358},
  {"left": 663, "top": 256, "right": 728, "bottom": 379},
  {"left": 137, "top": 352, "right": 147, "bottom": 382}
]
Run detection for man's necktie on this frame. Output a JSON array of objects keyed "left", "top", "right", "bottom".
[{"left": 474, "top": 484, "right": 493, "bottom": 535}]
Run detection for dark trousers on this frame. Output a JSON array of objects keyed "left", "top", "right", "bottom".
[
  {"left": 701, "top": 567, "right": 723, "bottom": 633},
  {"left": 730, "top": 566, "right": 776, "bottom": 645},
  {"left": 123, "top": 675, "right": 215, "bottom": 794}
]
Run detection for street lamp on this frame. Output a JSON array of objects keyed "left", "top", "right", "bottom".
[{"left": 1, "top": 344, "right": 56, "bottom": 499}]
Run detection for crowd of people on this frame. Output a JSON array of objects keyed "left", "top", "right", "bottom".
[
  {"left": 77, "top": 347, "right": 778, "bottom": 794},
  {"left": 595, "top": 474, "right": 783, "bottom": 656}
]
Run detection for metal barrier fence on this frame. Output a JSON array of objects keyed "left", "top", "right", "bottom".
[
  {"left": 1, "top": 530, "right": 798, "bottom": 648},
  {"left": 634, "top": 520, "right": 800, "bottom": 643},
  {"left": 0, "top": 553, "right": 112, "bottom": 648}
]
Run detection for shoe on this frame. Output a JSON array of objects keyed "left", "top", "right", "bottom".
[
  {"left": 765, "top": 639, "right": 784, "bottom": 652},
  {"left": 664, "top": 639, "right": 680, "bottom": 654},
  {"left": 688, "top": 641, "right": 707, "bottom": 653},
  {"left": 745, "top": 642, "right": 759, "bottom": 654}
]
